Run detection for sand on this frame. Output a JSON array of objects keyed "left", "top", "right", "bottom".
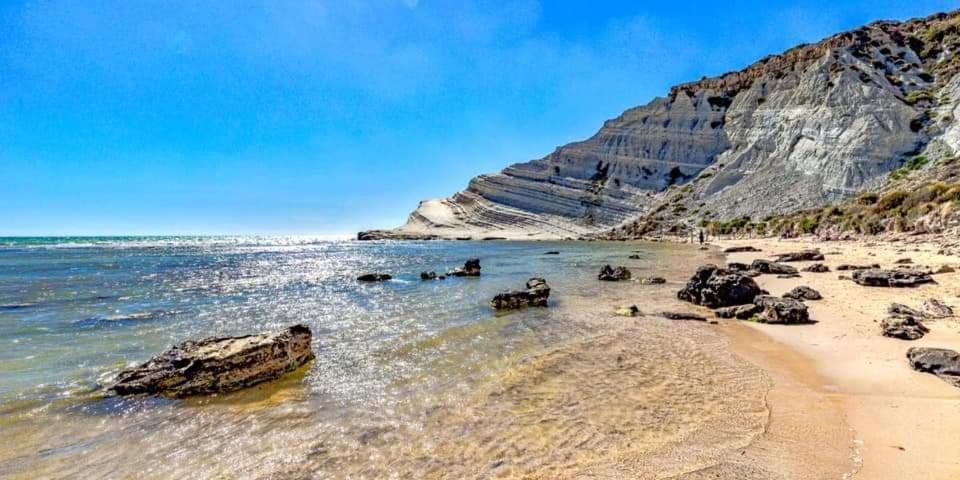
[{"left": 713, "top": 236, "right": 960, "bottom": 479}]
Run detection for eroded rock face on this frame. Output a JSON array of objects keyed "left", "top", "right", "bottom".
[
  {"left": 753, "top": 296, "right": 811, "bottom": 324},
  {"left": 598, "top": 265, "right": 632, "bottom": 281},
  {"left": 448, "top": 258, "right": 481, "bottom": 277},
  {"left": 751, "top": 259, "right": 798, "bottom": 275},
  {"left": 490, "top": 278, "right": 550, "bottom": 310},
  {"left": 783, "top": 286, "right": 823, "bottom": 301},
  {"left": 852, "top": 269, "right": 934, "bottom": 287},
  {"left": 109, "top": 325, "right": 315, "bottom": 397},
  {"left": 677, "top": 265, "right": 762, "bottom": 308},
  {"left": 774, "top": 250, "right": 825, "bottom": 262},
  {"left": 906, "top": 347, "right": 960, "bottom": 388}
]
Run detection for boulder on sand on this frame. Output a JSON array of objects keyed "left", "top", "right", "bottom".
[
  {"left": 881, "top": 315, "right": 929, "bottom": 340},
  {"left": 803, "top": 263, "right": 830, "bottom": 273},
  {"left": 906, "top": 347, "right": 960, "bottom": 388},
  {"left": 751, "top": 259, "right": 798, "bottom": 275},
  {"left": 837, "top": 264, "right": 880, "bottom": 271},
  {"left": 783, "top": 286, "right": 822, "bottom": 301},
  {"left": 490, "top": 278, "right": 550, "bottom": 310},
  {"left": 598, "top": 265, "right": 632, "bottom": 281},
  {"left": 109, "top": 325, "right": 315, "bottom": 397},
  {"left": 714, "top": 304, "right": 761, "bottom": 320},
  {"left": 773, "top": 250, "right": 825, "bottom": 262},
  {"left": 640, "top": 277, "right": 667, "bottom": 285},
  {"left": 923, "top": 298, "right": 954, "bottom": 318},
  {"left": 658, "top": 311, "right": 708, "bottom": 322},
  {"left": 677, "top": 265, "right": 762, "bottom": 308},
  {"left": 448, "top": 258, "right": 481, "bottom": 277},
  {"left": 358, "top": 273, "right": 392, "bottom": 282},
  {"left": 753, "top": 296, "right": 810, "bottom": 324},
  {"left": 852, "top": 269, "right": 933, "bottom": 287},
  {"left": 723, "top": 246, "right": 762, "bottom": 253}
]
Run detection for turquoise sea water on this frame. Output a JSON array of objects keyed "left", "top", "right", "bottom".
[{"left": 0, "top": 236, "right": 767, "bottom": 478}]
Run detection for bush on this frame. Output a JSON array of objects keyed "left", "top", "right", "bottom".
[
  {"left": 875, "top": 191, "right": 908, "bottom": 212},
  {"left": 799, "top": 216, "right": 819, "bottom": 233},
  {"left": 856, "top": 192, "right": 879, "bottom": 205}
]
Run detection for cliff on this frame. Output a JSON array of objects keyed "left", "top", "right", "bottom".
[{"left": 361, "top": 10, "right": 960, "bottom": 240}]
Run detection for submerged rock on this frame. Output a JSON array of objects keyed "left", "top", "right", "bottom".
[
  {"left": 803, "top": 263, "right": 830, "bottom": 273},
  {"left": 544, "top": 251, "right": 560, "bottom": 255},
  {"left": 881, "top": 315, "right": 929, "bottom": 340},
  {"left": 628, "top": 254, "right": 641, "bottom": 259},
  {"left": 906, "top": 347, "right": 960, "bottom": 388},
  {"left": 852, "top": 269, "right": 934, "bottom": 287},
  {"left": 448, "top": 258, "right": 481, "bottom": 277},
  {"left": 490, "top": 278, "right": 550, "bottom": 310},
  {"left": 783, "top": 286, "right": 822, "bottom": 301},
  {"left": 598, "top": 265, "right": 632, "bottom": 281},
  {"left": 773, "top": 250, "right": 825, "bottom": 262},
  {"left": 750, "top": 259, "right": 798, "bottom": 275},
  {"left": 357, "top": 273, "right": 392, "bottom": 282},
  {"left": 109, "top": 325, "right": 315, "bottom": 397},
  {"left": 677, "top": 265, "right": 762, "bottom": 308},
  {"left": 420, "top": 271, "right": 437, "bottom": 280},
  {"left": 753, "top": 296, "right": 810, "bottom": 324}
]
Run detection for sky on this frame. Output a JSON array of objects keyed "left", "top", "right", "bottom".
[{"left": 1, "top": 0, "right": 957, "bottom": 236}]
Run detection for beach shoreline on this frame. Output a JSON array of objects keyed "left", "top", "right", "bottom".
[{"left": 706, "top": 235, "right": 960, "bottom": 479}]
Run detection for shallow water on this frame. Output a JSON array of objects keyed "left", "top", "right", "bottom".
[{"left": 0, "top": 237, "right": 769, "bottom": 479}]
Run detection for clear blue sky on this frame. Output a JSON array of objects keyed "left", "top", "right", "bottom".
[{"left": 1, "top": 1, "right": 956, "bottom": 236}]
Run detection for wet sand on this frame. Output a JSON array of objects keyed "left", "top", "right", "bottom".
[{"left": 716, "top": 236, "right": 960, "bottom": 479}]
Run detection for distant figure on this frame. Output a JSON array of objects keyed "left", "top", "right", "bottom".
[{"left": 698, "top": 230, "right": 705, "bottom": 245}]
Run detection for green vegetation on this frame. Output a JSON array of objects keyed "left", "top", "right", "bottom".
[
  {"left": 904, "top": 90, "right": 933, "bottom": 105},
  {"left": 889, "top": 155, "right": 930, "bottom": 181}
]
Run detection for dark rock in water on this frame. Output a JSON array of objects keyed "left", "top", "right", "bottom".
[
  {"left": 753, "top": 296, "right": 810, "bottom": 324},
  {"left": 455, "top": 237, "right": 473, "bottom": 241},
  {"left": 773, "top": 250, "right": 825, "bottom": 262},
  {"left": 837, "top": 264, "right": 881, "bottom": 271},
  {"left": 448, "top": 258, "right": 481, "bottom": 277},
  {"left": 803, "top": 263, "right": 830, "bottom": 273},
  {"left": 357, "top": 273, "right": 392, "bottom": 282},
  {"left": 658, "top": 311, "right": 707, "bottom": 321},
  {"left": 723, "top": 246, "right": 761, "bottom": 253},
  {"left": 490, "top": 278, "right": 550, "bottom": 310},
  {"left": 628, "top": 254, "right": 641, "bottom": 259},
  {"left": 640, "top": 276, "right": 667, "bottom": 285},
  {"left": 598, "top": 265, "right": 632, "bottom": 281},
  {"left": 783, "top": 286, "right": 822, "bottom": 301},
  {"left": 777, "top": 273, "right": 802, "bottom": 279},
  {"left": 109, "top": 325, "right": 315, "bottom": 397},
  {"left": 895, "top": 258, "right": 913, "bottom": 264},
  {"left": 544, "top": 251, "right": 560, "bottom": 255},
  {"left": 751, "top": 259, "right": 798, "bottom": 275},
  {"left": 906, "top": 347, "right": 960, "bottom": 388},
  {"left": 482, "top": 237, "right": 507, "bottom": 241},
  {"left": 881, "top": 315, "right": 929, "bottom": 340},
  {"left": 923, "top": 298, "right": 954, "bottom": 318},
  {"left": 852, "top": 269, "right": 934, "bottom": 287},
  {"left": 420, "top": 271, "right": 437, "bottom": 280},
  {"left": 727, "top": 262, "right": 750, "bottom": 272},
  {"left": 677, "top": 265, "right": 762, "bottom": 308},
  {"left": 714, "top": 304, "right": 761, "bottom": 320},
  {"left": 0, "top": 302, "right": 39, "bottom": 310}
]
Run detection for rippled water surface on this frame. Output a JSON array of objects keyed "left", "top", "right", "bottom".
[{"left": 0, "top": 237, "right": 769, "bottom": 479}]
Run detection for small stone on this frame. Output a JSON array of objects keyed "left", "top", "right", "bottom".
[
  {"left": 783, "top": 286, "right": 822, "bottom": 301},
  {"left": 640, "top": 277, "right": 667, "bottom": 285},
  {"left": 803, "top": 263, "right": 830, "bottom": 273},
  {"left": 658, "top": 311, "right": 707, "bottom": 321},
  {"left": 881, "top": 315, "right": 929, "bottom": 340}
]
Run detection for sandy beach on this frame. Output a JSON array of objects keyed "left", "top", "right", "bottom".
[{"left": 709, "top": 236, "right": 960, "bottom": 479}]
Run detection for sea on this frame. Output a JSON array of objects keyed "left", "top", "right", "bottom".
[{"left": 0, "top": 236, "right": 770, "bottom": 479}]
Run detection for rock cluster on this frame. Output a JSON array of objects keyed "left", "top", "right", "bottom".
[
  {"left": 677, "top": 265, "right": 762, "bottom": 308},
  {"left": 598, "top": 265, "right": 632, "bottom": 281},
  {"left": 490, "top": 278, "right": 550, "bottom": 310},
  {"left": 448, "top": 258, "right": 481, "bottom": 277},
  {"left": 109, "top": 325, "right": 315, "bottom": 397}
]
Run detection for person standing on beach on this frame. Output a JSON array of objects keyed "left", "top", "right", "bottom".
[{"left": 699, "top": 230, "right": 704, "bottom": 245}]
